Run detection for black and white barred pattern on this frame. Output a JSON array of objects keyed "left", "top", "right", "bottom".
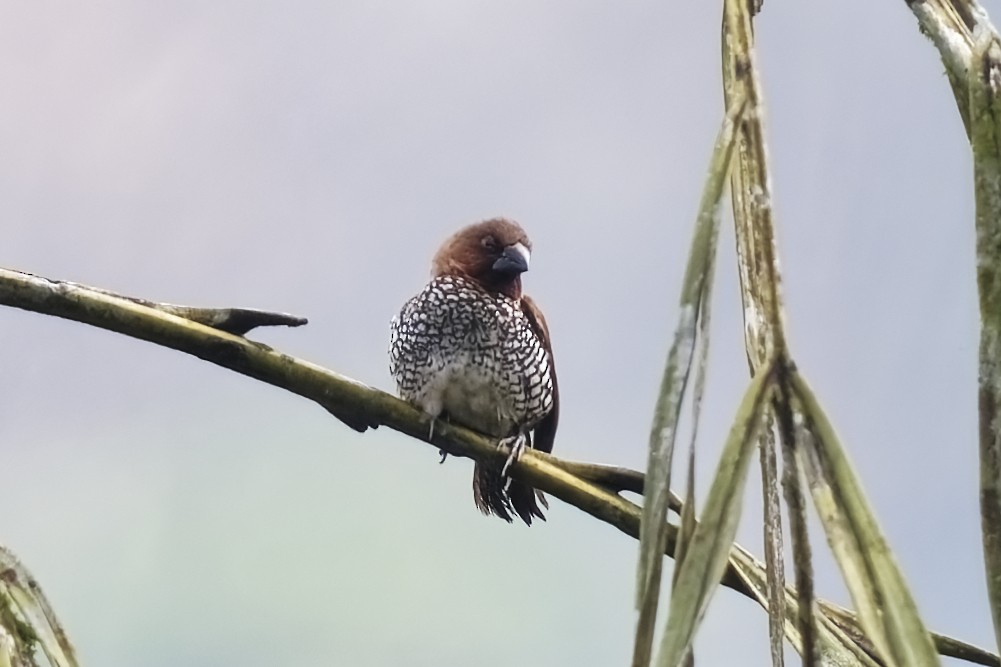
[{"left": 389, "top": 275, "right": 554, "bottom": 439}]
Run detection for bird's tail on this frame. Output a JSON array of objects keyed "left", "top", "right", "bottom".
[{"left": 473, "top": 461, "right": 548, "bottom": 526}]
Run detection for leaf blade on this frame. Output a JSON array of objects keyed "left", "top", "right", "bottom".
[
  {"left": 631, "top": 90, "right": 748, "bottom": 667},
  {"left": 654, "top": 357, "right": 777, "bottom": 667},
  {"left": 790, "top": 373, "right": 940, "bottom": 667}
]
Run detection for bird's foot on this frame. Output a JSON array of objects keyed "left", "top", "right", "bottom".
[
  {"left": 500, "top": 434, "right": 527, "bottom": 478},
  {"left": 428, "top": 416, "right": 448, "bottom": 463},
  {"left": 428, "top": 416, "right": 436, "bottom": 440}
]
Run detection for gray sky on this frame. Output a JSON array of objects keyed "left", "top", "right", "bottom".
[{"left": 0, "top": 2, "right": 995, "bottom": 665}]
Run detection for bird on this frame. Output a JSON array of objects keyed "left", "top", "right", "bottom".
[{"left": 389, "top": 218, "right": 559, "bottom": 525}]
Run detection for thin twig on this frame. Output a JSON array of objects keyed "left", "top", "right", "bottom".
[
  {"left": 549, "top": 459, "right": 649, "bottom": 497},
  {"left": 11, "top": 271, "right": 308, "bottom": 335}
]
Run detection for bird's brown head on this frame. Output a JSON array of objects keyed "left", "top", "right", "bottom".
[{"left": 431, "top": 218, "right": 533, "bottom": 299}]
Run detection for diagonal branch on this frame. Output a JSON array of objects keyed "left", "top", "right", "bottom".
[{"left": 0, "top": 267, "right": 995, "bottom": 667}]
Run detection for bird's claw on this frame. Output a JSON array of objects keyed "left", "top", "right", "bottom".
[
  {"left": 500, "top": 434, "right": 527, "bottom": 477},
  {"left": 429, "top": 416, "right": 449, "bottom": 463}
]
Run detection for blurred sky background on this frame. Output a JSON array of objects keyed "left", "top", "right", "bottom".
[{"left": 0, "top": 2, "right": 994, "bottom": 666}]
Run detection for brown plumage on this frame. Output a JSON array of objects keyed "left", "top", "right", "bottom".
[{"left": 389, "top": 218, "right": 559, "bottom": 524}]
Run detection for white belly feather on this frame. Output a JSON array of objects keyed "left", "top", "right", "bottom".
[{"left": 416, "top": 354, "right": 518, "bottom": 438}]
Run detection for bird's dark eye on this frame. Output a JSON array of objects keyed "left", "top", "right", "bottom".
[{"left": 481, "top": 235, "right": 498, "bottom": 251}]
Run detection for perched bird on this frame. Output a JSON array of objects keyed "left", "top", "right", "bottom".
[{"left": 389, "top": 218, "right": 559, "bottom": 525}]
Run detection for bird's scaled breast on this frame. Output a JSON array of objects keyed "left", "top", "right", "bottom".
[{"left": 389, "top": 276, "right": 553, "bottom": 437}]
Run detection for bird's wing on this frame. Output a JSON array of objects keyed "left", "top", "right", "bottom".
[{"left": 521, "top": 294, "right": 559, "bottom": 454}]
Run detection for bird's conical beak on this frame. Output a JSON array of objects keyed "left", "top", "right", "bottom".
[{"left": 492, "top": 242, "right": 530, "bottom": 275}]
